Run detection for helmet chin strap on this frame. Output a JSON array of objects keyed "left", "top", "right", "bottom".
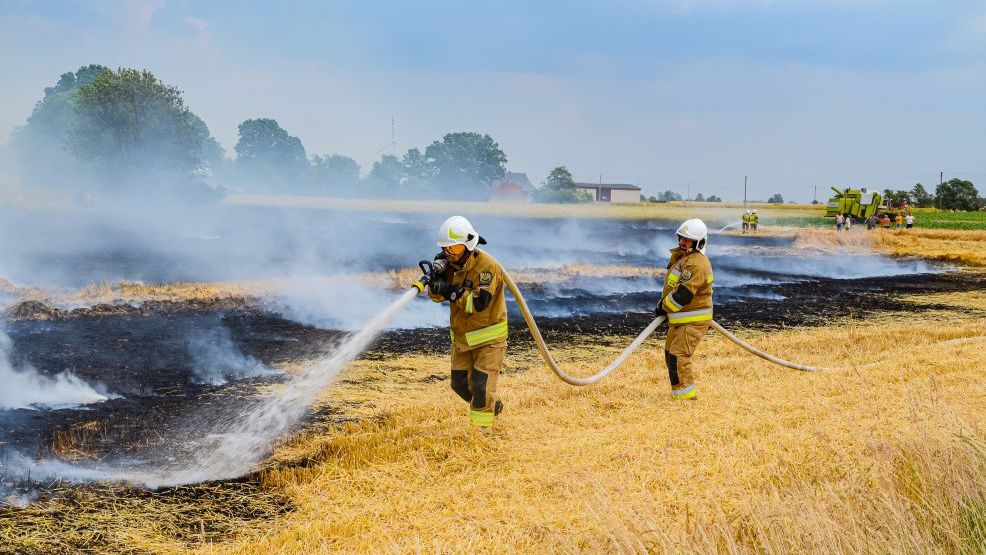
[{"left": 677, "top": 235, "right": 695, "bottom": 253}]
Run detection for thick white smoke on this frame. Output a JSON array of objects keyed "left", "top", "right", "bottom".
[
  {"left": 186, "top": 325, "right": 280, "bottom": 385},
  {"left": 0, "top": 329, "right": 113, "bottom": 410},
  {"left": 274, "top": 275, "right": 446, "bottom": 331}
]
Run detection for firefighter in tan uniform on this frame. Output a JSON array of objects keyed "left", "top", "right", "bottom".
[
  {"left": 425, "top": 216, "right": 507, "bottom": 427},
  {"left": 654, "top": 219, "right": 713, "bottom": 400}
]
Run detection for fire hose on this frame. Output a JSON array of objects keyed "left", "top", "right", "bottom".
[
  {"left": 415, "top": 262, "right": 824, "bottom": 387},
  {"left": 500, "top": 270, "right": 823, "bottom": 385}
]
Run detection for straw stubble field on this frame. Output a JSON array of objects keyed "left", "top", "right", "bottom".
[
  {"left": 204, "top": 299, "right": 986, "bottom": 554},
  {"left": 9, "top": 290, "right": 980, "bottom": 554}
]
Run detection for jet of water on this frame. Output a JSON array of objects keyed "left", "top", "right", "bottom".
[
  {"left": 3, "top": 288, "right": 422, "bottom": 492},
  {"left": 146, "top": 287, "right": 422, "bottom": 486}
]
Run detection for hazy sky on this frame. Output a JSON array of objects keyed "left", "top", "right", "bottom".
[{"left": 2, "top": 0, "right": 985, "bottom": 201}]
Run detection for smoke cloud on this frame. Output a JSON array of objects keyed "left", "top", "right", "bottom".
[
  {"left": 186, "top": 325, "right": 280, "bottom": 385},
  {"left": 0, "top": 328, "right": 113, "bottom": 411}
]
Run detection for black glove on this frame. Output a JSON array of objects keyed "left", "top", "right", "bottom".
[
  {"left": 654, "top": 301, "right": 666, "bottom": 317},
  {"left": 429, "top": 275, "right": 451, "bottom": 298}
]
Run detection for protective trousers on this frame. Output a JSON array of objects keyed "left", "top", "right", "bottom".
[
  {"left": 450, "top": 341, "right": 505, "bottom": 427},
  {"left": 664, "top": 322, "right": 710, "bottom": 400}
]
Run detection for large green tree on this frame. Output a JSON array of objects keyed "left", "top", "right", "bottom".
[
  {"left": 424, "top": 132, "right": 507, "bottom": 197},
  {"left": 534, "top": 165, "right": 587, "bottom": 203},
  {"left": 935, "top": 178, "right": 983, "bottom": 211},
  {"left": 234, "top": 118, "right": 307, "bottom": 191},
  {"left": 11, "top": 64, "right": 109, "bottom": 188},
  {"left": 543, "top": 166, "right": 576, "bottom": 191},
  {"left": 312, "top": 154, "right": 360, "bottom": 193},
  {"left": 70, "top": 68, "right": 206, "bottom": 189},
  {"left": 882, "top": 188, "right": 912, "bottom": 206},
  {"left": 367, "top": 154, "right": 404, "bottom": 191},
  {"left": 189, "top": 113, "right": 226, "bottom": 174},
  {"left": 911, "top": 183, "right": 934, "bottom": 207}
]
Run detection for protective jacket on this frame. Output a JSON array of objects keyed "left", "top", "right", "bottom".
[
  {"left": 661, "top": 248, "right": 714, "bottom": 324},
  {"left": 429, "top": 249, "right": 508, "bottom": 350}
]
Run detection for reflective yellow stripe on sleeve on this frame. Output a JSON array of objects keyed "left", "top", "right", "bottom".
[
  {"left": 663, "top": 293, "right": 683, "bottom": 312},
  {"left": 666, "top": 267, "right": 681, "bottom": 288},
  {"left": 465, "top": 292, "right": 475, "bottom": 314},
  {"left": 667, "top": 308, "right": 713, "bottom": 324},
  {"left": 464, "top": 320, "right": 508, "bottom": 346}
]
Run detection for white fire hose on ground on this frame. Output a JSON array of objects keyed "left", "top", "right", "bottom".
[{"left": 500, "top": 270, "right": 823, "bottom": 386}]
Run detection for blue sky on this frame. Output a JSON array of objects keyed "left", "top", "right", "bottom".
[{"left": 2, "top": 0, "right": 985, "bottom": 201}]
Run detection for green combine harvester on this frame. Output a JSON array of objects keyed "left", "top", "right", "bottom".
[{"left": 825, "top": 186, "right": 887, "bottom": 219}]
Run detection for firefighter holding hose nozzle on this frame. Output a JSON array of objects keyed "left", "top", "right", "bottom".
[
  {"left": 654, "top": 219, "right": 714, "bottom": 400},
  {"left": 414, "top": 216, "right": 507, "bottom": 428}
]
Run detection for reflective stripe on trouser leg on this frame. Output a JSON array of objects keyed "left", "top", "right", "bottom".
[
  {"left": 470, "top": 409, "right": 494, "bottom": 427},
  {"left": 672, "top": 383, "right": 697, "bottom": 400},
  {"left": 468, "top": 343, "right": 504, "bottom": 426},
  {"left": 666, "top": 323, "right": 706, "bottom": 400}
]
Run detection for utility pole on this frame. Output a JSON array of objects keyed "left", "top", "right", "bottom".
[
  {"left": 813, "top": 185, "right": 817, "bottom": 204},
  {"left": 940, "top": 170, "right": 943, "bottom": 210},
  {"left": 391, "top": 117, "right": 397, "bottom": 156},
  {"left": 687, "top": 183, "right": 691, "bottom": 202},
  {"left": 744, "top": 176, "right": 748, "bottom": 207}
]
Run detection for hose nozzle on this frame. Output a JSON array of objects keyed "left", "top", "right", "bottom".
[{"left": 412, "top": 260, "right": 434, "bottom": 295}]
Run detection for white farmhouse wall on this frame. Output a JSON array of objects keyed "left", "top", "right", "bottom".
[{"left": 610, "top": 189, "right": 640, "bottom": 203}]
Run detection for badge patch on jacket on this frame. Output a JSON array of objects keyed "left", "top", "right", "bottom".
[
  {"left": 680, "top": 269, "right": 693, "bottom": 283},
  {"left": 479, "top": 272, "right": 492, "bottom": 285}
]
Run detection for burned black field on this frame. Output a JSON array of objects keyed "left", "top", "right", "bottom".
[{"left": 2, "top": 262, "right": 980, "bottom": 470}]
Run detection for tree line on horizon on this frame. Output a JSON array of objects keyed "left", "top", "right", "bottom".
[
  {"left": 881, "top": 181, "right": 984, "bottom": 212},
  {"left": 12, "top": 65, "right": 983, "bottom": 209},
  {"left": 12, "top": 65, "right": 587, "bottom": 204}
]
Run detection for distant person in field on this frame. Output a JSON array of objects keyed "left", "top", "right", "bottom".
[
  {"left": 425, "top": 216, "right": 507, "bottom": 428},
  {"left": 654, "top": 219, "right": 714, "bottom": 401},
  {"left": 895, "top": 213, "right": 903, "bottom": 229},
  {"left": 835, "top": 213, "right": 844, "bottom": 232},
  {"left": 742, "top": 210, "right": 751, "bottom": 233},
  {"left": 905, "top": 213, "right": 915, "bottom": 229},
  {"left": 880, "top": 214, "right": 892, "bottom": 229},
  {"left": 845, "top": 215, "right": 853, "bottom": 231},
  {"left": 866, "top": 214, "right": 878, "bottom": 230}
]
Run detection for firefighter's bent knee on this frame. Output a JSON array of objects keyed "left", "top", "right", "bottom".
[{"left": 450, "top": 369, "right": 471, "bottom": 402}]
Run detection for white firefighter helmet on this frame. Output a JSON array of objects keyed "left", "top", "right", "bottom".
[
  {"left": 676, "top": 218, "right": 708, "bottom": 253},
  {"left": 745, "top": 209, "right": 751, "bottom": 214},
  {"left": 752, "top": 209, "right": 757, "bottom": 214},
  {"left": 436, "top": 215, "right": 484, "bottom": 250}
]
